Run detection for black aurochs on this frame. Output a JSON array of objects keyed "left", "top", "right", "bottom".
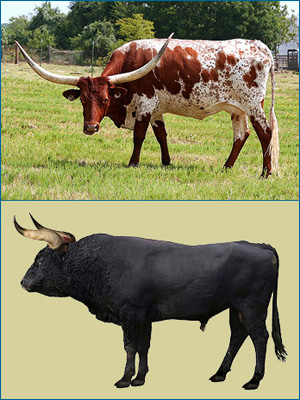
[{"left": 15, "top": 215, "right": 287, "bottom": 390}]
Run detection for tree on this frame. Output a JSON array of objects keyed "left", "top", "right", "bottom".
[
  {"left": 29, "top": 1, "right": 65, "bottom": 31},
  {"left": 1, "top": 26, "right": 9, "bottom": 47},
  {"left": 67, "top": 1, "right": 112, "bottom": 38},
  {"left": 135, "top": 1, "right": 297, "bottom": 50},
  {"left": 270, "top": 3, "right": 299, "bottom": 53},
  {"left": 114, "top": 13, "right": 155, "bottom": 49},
  {"left": 27, "top": 26, "right": 56, "bottom": 50},
  {"left": 5, "top": 15, "right": 31, "bottom": 46},
  {"left": 70, "top": 20, "right": 116, "bottom": 58}
]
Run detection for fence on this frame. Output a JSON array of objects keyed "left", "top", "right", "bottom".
[
  {"left": 1, "top": 45, "right": 95, "bottom": 66},
  {"left": 275, "top": 55, "right": 289, "bottom": 70}
]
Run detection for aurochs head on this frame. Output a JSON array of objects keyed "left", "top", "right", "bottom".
[
  {"left": 15, "top": 34, "right": 173, "bottom": 136},
  {"left": 21, "top": 247, "right": 67, "bottom": 297},
  {"left": 14, "top": 214, "right": 76, "bottom": 298}
]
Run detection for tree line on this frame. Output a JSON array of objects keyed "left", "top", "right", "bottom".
[{"left": 1, "top": 1, "right": 298, "bottom": 61}]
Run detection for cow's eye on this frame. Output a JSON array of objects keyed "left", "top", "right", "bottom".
[{"left": 104, "top": 98, "right": 108, "bottom": 103}]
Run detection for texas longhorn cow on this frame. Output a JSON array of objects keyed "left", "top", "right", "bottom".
[
  {"left": 16, "top": 35, "right": 279, "bottom": 177},
  {"left": 15, "top": 215, "right": 286, "bottom": 390}
]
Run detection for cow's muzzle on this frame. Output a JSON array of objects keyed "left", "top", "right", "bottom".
[{"left": 83, "top": 123, "right": 99, "bottom": 135}]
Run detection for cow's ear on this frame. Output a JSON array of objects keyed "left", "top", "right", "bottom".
[
  {"left": 56, "top": 235, "right": 74, "bottom": 257},
  {"left": 56, "top": 241, "right": 71, "bottom": 257},
  {"left": 63, "top": 89, "right": 81, "bottom": 101},
  {"left": 109, "top": 87, "right": 127, "bottom": 99}
]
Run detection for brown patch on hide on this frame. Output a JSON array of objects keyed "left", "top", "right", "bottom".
[
  {"left": 210, "top": 69, "right": 219, "bottom": 82},
  {"left": 243, "top": 65, "right": 258, "bottom": 88},
  {"left": 256, "top": 61, "right": 263, "bottom": 71},
  {"left": 185, "top": 47, "right": 198, "bottom": 58},
  {"left": 153, "top": 45, "right": 201, "bottom": 98},
  {"left": 227, "top": 54, "right": 238, "bottom": 66},
  {"left": 201, "top": 69, "right": 210, "bottom": 83},
  {"left": 216, "top": 51, "right": 226, "bottom": 70}
]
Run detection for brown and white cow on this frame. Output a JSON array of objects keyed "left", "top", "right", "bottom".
[{"left": 16, "top": 36, "right": 279, "bottom": 178}]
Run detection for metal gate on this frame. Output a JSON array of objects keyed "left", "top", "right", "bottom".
[{"left": 287, "top": 49, "right": 299, "bottom": 71}]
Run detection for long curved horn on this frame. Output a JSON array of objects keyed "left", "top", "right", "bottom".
[
  {"left": 29, "top": 213, "right": 76, "bottom": 243},
  {"left": 14, "top": 216, "right": 64, "bottom": 249},
  {"left": 108, "top": 33, "right": 174, "bottom": 85},
  {"left": 15, "top": 41, "right": 79, "bottom": 86}
]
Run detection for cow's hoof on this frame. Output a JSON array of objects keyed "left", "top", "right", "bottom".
[
  {"left": 242, "top": 381, "right": 259, "bottom": 390},
  {"left": 259, "top": 168, "right": 270, "bottom": 179},
  {"left": 131, "top": 378, "right": 145, "bottom": 386},
  {"left": 115, "top": 380, "right": 131, "bottom": 388},
  {"left": 162, "top": 159, "right": 171, "bottom": 166},
  {"left": 128, "top": 162, "right": 139, "bottom": 168},
  {"left": 210, "top": 374, "right": 226, "bottom": 382}
]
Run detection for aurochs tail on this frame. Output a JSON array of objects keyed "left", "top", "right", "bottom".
[{"left": 271, "top": 249, "right": 287, "bottom": 361}]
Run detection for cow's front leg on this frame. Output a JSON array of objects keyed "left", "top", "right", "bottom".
[
  {"left": 131, "top": 323, "right": 152, "bottom": 386},
  {"left": 151, "top": 119, "right": 171, "bottom": 166},
  {"left": 128, "top": 114, "right": 151, "bottom": 167},
  {"left": 115, "top": 324, "right": 140, "bottom": 388}
]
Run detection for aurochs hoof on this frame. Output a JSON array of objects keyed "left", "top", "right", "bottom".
[
  {"left": 131, "top": 378, "right": 145, "bottom": 386},
  {"left": 242, "top": 381, "right": 260, "bottom": 390},
  {"left": 209, "top": 374, "right": 226, "bottom": 382},
  {"left": 114, "top": 380, "right": 131, "bottom": 388}
]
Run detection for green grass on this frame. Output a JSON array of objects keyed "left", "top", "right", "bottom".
[{"left": 1, "top": 63, "right": 299, "bottom": 200}]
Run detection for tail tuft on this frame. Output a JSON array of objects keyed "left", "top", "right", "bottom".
[
  {"left": 269, "top": 109, "right": 279, "bottom": 175},
  {"left": 272, "top": 327, "right": 287, "bottom": 362},
  {"left": 269, "top": 63, "right": 279, "bottom": 175}
]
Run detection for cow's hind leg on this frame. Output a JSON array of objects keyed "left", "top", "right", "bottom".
[
  {"left": 242, "top": 318, "right": 269, "bottom": 390},
  {"left": 131, "top": 323, "right": 152, "bottom": 386},
  {"left": 115, "top": 324, "right": 140, "bottom": 388},
  {"left": 224, "top": 113, "right": 250, "bottom": 169},
  {"left": 151, "top": 118, "right": 171, "bottom": 166},
  {"left": 249, "top": 109, "right": 273, "bottom": 178},
  {"left": 129, "top": 114, "right": 151, "bottom": 167},
  {"left": 210, "top": 307, "right": 248, "bottom": 383}
]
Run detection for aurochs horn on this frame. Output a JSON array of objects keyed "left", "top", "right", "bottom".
[{"left": 14, "top": 215, "right": 76, "bottom": 249}]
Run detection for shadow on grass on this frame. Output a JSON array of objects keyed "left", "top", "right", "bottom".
[{"left": 51, "top": 158, "right": 220, "bottom": 173}]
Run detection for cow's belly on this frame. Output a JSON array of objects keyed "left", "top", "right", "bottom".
[
  {"left": 152, "top": 291, "right": 230, "bottom": 322},
  {"left": 121, "top": 86, "right": 246, "bottom": 130}
]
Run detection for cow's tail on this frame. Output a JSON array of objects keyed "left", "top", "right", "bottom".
[
  {"left": 268, "top": 61, "right": 279, "bottom": 175},
  {"left": 271, "top": 248, "right": 287, "bottom": 361}
]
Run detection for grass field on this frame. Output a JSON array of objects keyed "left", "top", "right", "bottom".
[{"left": 1, "top": 63, "right": 299, "bottom": 200}]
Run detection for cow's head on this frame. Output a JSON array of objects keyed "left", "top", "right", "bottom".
[
  {"left": 15, "top": 34, "right": 173, "bottom": 135},
  {"left": 14, "top": 214, "right": 76, "bottom": 297},
  {"left": 62, "top": 77, "right": 128, "bottom": 135}
]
